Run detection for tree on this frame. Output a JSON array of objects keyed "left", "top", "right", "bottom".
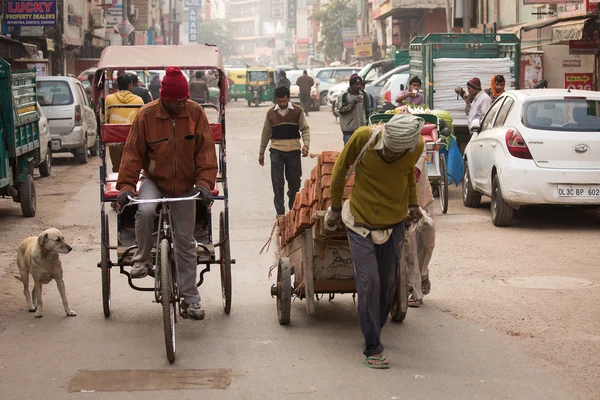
[
  {"left": 197, "top": 20, "right": 236, "bottom": 58},
  {"left": 312, "top": 0, "right": 358, "bottom": 61}
]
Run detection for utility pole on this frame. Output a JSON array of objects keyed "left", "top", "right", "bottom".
[
  {"left": 168, "top": 0, "right": 173, "bottom": 45},
  {"left": 122, "top": 0, "right": 129, "bottom": 46},
  {"left": 52, "top": 0, "right": 64, "bottom": 75},
  {"left": 445, "top": 0, "right": 453, "bottom": 33},
  {"left": 463, "top": 0, "right": 470, "bottom": 34}
]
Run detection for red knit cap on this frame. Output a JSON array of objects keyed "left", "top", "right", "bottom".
[
  {"left": 466, "top": 77, "right": 481, "bottom": 90},
  {"left": 160, "top": 66, "right": 190, "bottom": 101}
]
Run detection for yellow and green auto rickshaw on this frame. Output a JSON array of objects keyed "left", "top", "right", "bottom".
[
  {"left": 246, "top": 67, "right": 276, "bottom": 107},
  {"left": 227, "top": 68, "right": 246, "bottom": 102}
]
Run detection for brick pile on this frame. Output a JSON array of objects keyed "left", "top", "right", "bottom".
[{"left": 278, "top": 151, "right": 355, "bottom": 247}]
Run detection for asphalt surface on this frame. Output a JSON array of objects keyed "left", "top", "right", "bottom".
[{"left": 0, "top": 101, "right": 598, "bottom": 399}]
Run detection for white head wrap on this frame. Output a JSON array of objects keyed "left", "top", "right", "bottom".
[{"left": 374, "top": 114, "right": 424, "bottom": 153}]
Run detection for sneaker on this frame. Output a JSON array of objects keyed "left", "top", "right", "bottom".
[
  {"left": 130, "top": 260, "right": 153, "bottom": 279},
  {"left": 182, "top": 301, "right": 205, "bottom": 320}
]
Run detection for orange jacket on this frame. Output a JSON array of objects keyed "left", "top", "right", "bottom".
[{"left": 117, "top": 99, "right": 217, "bottom": 197}]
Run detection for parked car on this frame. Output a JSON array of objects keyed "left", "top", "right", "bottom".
[
  {"left": 37, "top": 76, "right": 98, "bottom": 164},
  {"left": 314, "top": 67, "right": 361, "bottom": 106},
  {"left": 463, "top": 89, "right": 600, "bottom": 226},
  {"left": 35, "top": 103, "right": 52, "bottom": 177},
  {"left": 377, "top": 72, "right": 411, "bottom": 108},
  {"left": 286, "top": 69, "right": 320, "bottom": 111}
]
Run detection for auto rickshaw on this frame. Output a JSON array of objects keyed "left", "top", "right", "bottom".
[
  {"left": 227, "top": 68, "right": 246, "bottom": 102},
  {"left": 246, "top": 67, "right": 275, "bottom": 107}
]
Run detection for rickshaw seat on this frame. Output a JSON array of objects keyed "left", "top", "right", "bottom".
[
  {"left": 102, "top": 123, "right": 222, "bottom": 143},
  {"left": 104, "top": 173, "right": 219, "bottom": 200},
  {"left": 421, "top": 123, "right": 438, "bottom": 143}
]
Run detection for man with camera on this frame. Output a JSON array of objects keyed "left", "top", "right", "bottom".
[{"left": 456, "top": 77, "right": 492, "bottom": 128}]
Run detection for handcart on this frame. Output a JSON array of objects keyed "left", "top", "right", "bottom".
[
  {"left": 93, "top": 44, "right": 234, "bottom": 363},
  {"left": 270, "top": 213, "right": 408, "bottom": 325},
  {"left": 369, "top": 112, "right": 450, "bottom": 214}
]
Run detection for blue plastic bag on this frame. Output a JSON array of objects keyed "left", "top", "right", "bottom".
[{"left": 440, "top": 136, "right": 464, "bottom": 186}]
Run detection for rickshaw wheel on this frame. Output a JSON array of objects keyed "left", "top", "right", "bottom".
[
  {"left": 277, "top": 258, "right": 292, "bottom": 325},
  {"left": 219, "top": 212, "right": 232, "bottom": 314},
  {"left": 247, "top": 100, "right": 252, "bottom": 107},
  {"left": 391, "top": 256, "right": 409, "bottom": 323},
  {"left": 19, "top": 175, "right": 36, "bottom": 217},
  {"left": 160, "top": 238, "right": 176, "bottom": 364},
  {"left": 439, "top": 154, "right": 449, "bottom": 215},
  {"left": 101, "top": 212, "right": 111, "bottom": 318}
]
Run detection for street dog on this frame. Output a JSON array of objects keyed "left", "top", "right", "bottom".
[{"left": 14, "top": 228, "right": 76, "bottom": 318}]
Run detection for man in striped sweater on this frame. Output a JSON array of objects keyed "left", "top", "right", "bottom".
[{"left": 259, "top": 86, "right": 311, "bottom": 217}]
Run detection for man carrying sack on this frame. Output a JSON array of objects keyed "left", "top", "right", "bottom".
[{"left": 326, "top": 114, "right": 425, "bottom": 369}]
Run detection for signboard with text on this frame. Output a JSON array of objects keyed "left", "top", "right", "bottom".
[
  {"left": 354, "top": 37, "right": 373, "bottom": 59},
  {"left": 569, "top": 39, "right": 599, "bottom": 55},
  {"left": 564, "top": 73, "right": 593, "bottom": 91},
  {"left": 188, "top": 8, "right": 198, "bottom": 43},
  {"left": 4, "top": 0, "right": 56, "bottom": 26},
  {"left": 288, "top": 0, "right": 297, "bottom": 29}
]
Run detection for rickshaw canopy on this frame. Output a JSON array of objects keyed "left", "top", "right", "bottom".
[{"left": 96, "top": 44, "right": 228, "bottom": 102}]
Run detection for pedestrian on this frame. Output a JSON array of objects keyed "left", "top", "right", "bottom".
[
  {"left": 276, "top": 71, "right": 291, "bottom": 90},
  {"left": 129, "top": 73, "right": 153, "bottom": 104},
  {"left": 189, "top": 71, "right": 210, "bottom": 104},
  {"left": 85, "top": 73, "right": 94, "bottom": 100},
  {"left": 462, "top": 77, "right": 492, "bottom": 128},
  {"left": 337, "top": 74, "right": 368, "bottom": 144},
  {"left": 326, "top": 113, "right": 425, "bottom": 369},
  {"left": 149, "top": 74, "right": 161, "bottom": 100},
  {"left": 395, "top": 76, "right": 425, "bottom": 106},
  {"left": 404, "top": 151, "right": 435, "bottom": 307},
  {"left": 259, "top": 86, "right": 310, "bottom": 218},
  {"left": 116, "top": 66, "right": 218, "bottom": 320},
  {"left": 485, "top": 74, "right": 506, "bottom": 101},
  {"left": 296, "top": 70, "right": 314, "bottom": 116},
  {"left": 104, "top": 74, "right": 144, "bottom": 173}
]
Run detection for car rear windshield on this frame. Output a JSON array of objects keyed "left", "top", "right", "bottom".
[
  {"left": 36, "top": 81, "right": 74, "bottom": 106},
  {"left": 523, "top": 99, "right": 600, "bottom": 131}
]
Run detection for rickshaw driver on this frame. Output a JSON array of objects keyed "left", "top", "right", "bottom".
[{"left": 116, "top": 66, "right": 218, "bottom": 320}]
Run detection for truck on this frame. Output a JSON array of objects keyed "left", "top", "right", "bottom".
[
  {"left": 0, "top": 57, "right": 41, "bottom": 217},
  {"left": 409, "top": 33, "right": 521, "bottom": 150}
]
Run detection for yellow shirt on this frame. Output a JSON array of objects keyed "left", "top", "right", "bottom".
[{"left": 104, "top": 90, "right": 144, "bottom": 124}]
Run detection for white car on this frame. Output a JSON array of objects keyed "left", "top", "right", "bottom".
[
  {"left": 377, "top": 72, "right": 411, "bottom": 108},
  {"left": 314, "top": 67, "right": 361, "bottom": 105},
  {"left": 37, "top": 76, "right": 98, "bottom": 164},
  {"left": 35, "top": 102, "right": 52, "bottom": 177},
  {"left": 463, "top": 89, "right": 600, "bottom": 226},
  {"left": 286, "top": 69, "right": 320, "bottom": 111}
]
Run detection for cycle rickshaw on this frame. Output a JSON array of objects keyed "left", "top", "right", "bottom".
[
  {"left": 369, "top": 112, "right": 450, "bottom": 214},
  {"left": 93, "top": 44, "right": 233, "bottom": 363}
]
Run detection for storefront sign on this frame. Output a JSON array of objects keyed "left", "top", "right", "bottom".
[
  {"left": 563, "top": 59, "right": 582, "bottom": 67},
  {"left": 188, "top": 8, "right": 198, "bottom": 43},
  {"left": 569, "top": 39, "right": 599, "bottom": 55},
  {"left": 521, "top": 53, "right": 543, "bottom": 89},
  {"left": 115, "top": 18, "right": 135, "bottom": 39},
  {"left": 4, "top": 0, "right": 57, "bottom": 26},
  {"left": 564, "top": 73, "right": 593, "bottom": 90},
  {"left": 288, "top": 0, "right": 297, "bottom": 29},
  {"left": 184, "top": 0, "right": 202, "bottom": 6},
  {"left": 106, "top": 0, "right": 123, "bottom": 25},
  {"left": 523, "top": 0, "right": 574, "bottom": 3},
  {"left": 354, "top": 37, "right": 373, "bottom": 59}
]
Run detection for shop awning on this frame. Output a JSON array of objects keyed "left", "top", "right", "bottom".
[{"left": 552, "top": 18, "right": 593, "bottom": 42}]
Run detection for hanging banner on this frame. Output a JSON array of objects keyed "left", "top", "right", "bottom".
[
  {"left": 288, "top": 0, "right": 297, "bottom": 29},
  {"left": 4, "top": 0, "right": 57, "bottom": 26},
  {"left": 189, "top": 8, "right": 198, "bottom": 43}
]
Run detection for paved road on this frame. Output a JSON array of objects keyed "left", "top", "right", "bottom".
[{"left": 0, "top": 101, "right": 597, "bottom": 399}]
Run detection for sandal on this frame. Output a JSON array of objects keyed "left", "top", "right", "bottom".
[
  {"left": 408, "top": 293, "right": 423, "bottom": 308},
  {"left": 422, "top": 278, "right": 431, "bottom": 296},
  {"left": 363, "top": 356, "right": 390, "bottom": 369}
]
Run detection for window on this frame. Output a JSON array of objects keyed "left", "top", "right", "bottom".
[
  {"left": 494, "top": 97, "right": 514, "bottom": 127},
  {"left": 334, "top": 69, "right": 359, "bottom": 80},
  {"left": 523, "top": 99, "right": 600, "bottom": 131},
  {"left": 316, "top": 70, "right": 333, "bottom": 79},
  {"left": 481, "top": 98, "right": 504, "bottom": 131},
  {"left": 248, "top": 71, "right": 267, "bottom": 82},
  {"left": 37, "top": 81, "right": 74, "bottom": 106}
]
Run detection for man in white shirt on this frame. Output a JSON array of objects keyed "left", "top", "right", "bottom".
[{"left": 463, "top": 77, "right": 492, "bottom": 128}]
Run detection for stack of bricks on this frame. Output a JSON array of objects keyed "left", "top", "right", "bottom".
[{"left": 278, "top": 151, "right": 355, "bottom": 247}]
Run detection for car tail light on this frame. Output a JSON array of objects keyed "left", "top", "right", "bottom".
[
  {"left": 74, "top": 105, "right": 82, "bottom": 126},
  {"left": 384, "top": 90, "right": 391, "bottom": 103},
  {"left": 505, "top": 128, "right": 532, "bottom": 159}
]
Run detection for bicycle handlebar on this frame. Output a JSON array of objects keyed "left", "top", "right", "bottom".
[{"left": 126, "top": 192, "right": 202, "bottom": 205}]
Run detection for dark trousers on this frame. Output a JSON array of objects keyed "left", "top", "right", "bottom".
[
  {"left": 347, "top": 222, "right": 405, "bottom": 357},
  {"left": 300, "top": 94, "right": 311, "bottom": 114},
  {"left": 342, "top": 131, "right": 354, "bottom": 145},
  {"left": 270, "top": 149, "right": 302, "bottom": 216}
]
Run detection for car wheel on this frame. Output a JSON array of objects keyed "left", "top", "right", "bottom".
[
  {"left": 320, "top": 92, "right": 328, "bottom": 106},
  {"left": 38, "top": 146, "right": 52, "bottom": 177},
  {"left": 462, "top": 161, "right": 481, "bottom": 208},
  {"left": 76, "top": 142, "right": 89, "bottom": 164},
  {"left": 491, "top": 175, "right": 514, "bottom": 227}
]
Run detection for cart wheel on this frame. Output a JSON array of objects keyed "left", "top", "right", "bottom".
[
  {"left": 19, "top": 175, "right": 36, "bottom": 217},
  {"left": 160, "top": 238, "right": 176, "bottom": 364},
  {"left": 439, "top": 154, "right": 449, "bottom": 214},
  {"left": 247, "top": 100, "right": 252, "bottom": 107},
  {"left": 277, "top": 258, "right": 292, "bottom": 325},
  {"left": 219, "top": 211, "right": 232, "bottom": 314},
  {"left": 101, "top": 212, "right": 111, "bottom": 318},
  {"left": 391, "top": 257, "right": 409, "bottom": 323}
]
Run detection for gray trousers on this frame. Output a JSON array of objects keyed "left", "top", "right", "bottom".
[
  {"left": 133, "top": 179, "right": 200, "bottom": 304},
  {"left": 347, "top": 222, "right": 405, "bottom": 357},
  {"left": 405, "top": 203, "right": 435, "bottom": 301},
  {"left": 270, "top": 149, "right": 302, "bottom": 216}
]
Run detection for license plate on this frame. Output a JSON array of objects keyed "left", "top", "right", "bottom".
[
  {"left": 425, "top": 151, "right": 435, "bottom": 164},
  {"left": 557, "top": 185, "right": 600, "bottom": 197},
  {"left": 51, "top": 139, "right": 60, "bottom": 151}
]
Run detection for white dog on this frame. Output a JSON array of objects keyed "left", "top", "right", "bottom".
[{"left": 14, "top": 228, "right": 76, "bottom": 318}]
